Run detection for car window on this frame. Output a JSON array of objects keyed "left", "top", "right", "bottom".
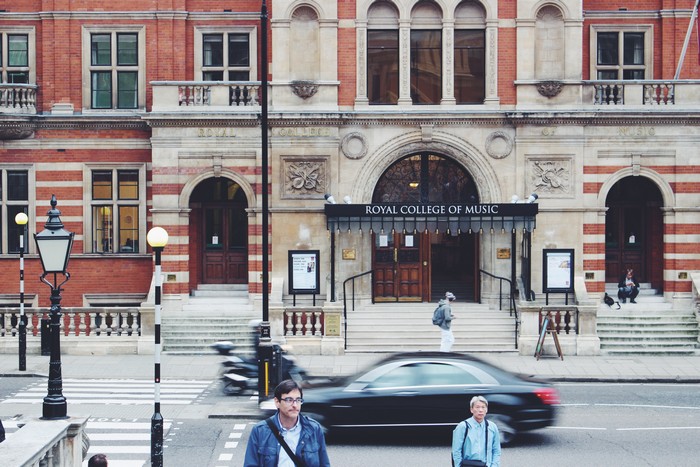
[
  {"left": 418, "top": 362, "right": 482, "bottom": 385},
  {"left": 368, "top": 363, "right": 419, "bottom": 389}
]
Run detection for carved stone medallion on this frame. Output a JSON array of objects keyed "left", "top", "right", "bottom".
[
  {"left": 340, "top": 132, "right": 368, "bottom": 160},
  {"left": 485, "top": 131, "right": 513, "bottom": 159}
]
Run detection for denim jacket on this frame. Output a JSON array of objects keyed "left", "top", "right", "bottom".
[
  {"left": 451, "top": 417, "right": 501, "bottom": 467},
  {"left": 244, "top": 414, "right": 331, "bottom": 467}
]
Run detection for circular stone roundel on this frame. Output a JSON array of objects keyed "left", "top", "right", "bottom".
[
  {"left": 341, "top": 132, "right": 368, "bottom": 160},
  {"left": 485, "top": 131, "right": 513, "bottom": 159}
]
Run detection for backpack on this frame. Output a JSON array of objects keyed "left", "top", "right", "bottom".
[{"left": 432, "top": 305, "right": 444, "bottom": 326}]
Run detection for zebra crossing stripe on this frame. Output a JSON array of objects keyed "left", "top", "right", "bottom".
[{"left": 1, "top": 379, "right": 210, "bottom": 405}]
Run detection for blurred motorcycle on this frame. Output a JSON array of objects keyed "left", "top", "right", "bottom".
[{"left": 210, "top": 340, "right": 308, "bottom": 396}]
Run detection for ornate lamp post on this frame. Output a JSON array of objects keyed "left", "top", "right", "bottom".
[
  {"left": 147, "top": 226, "right": 168, "bottom": 467},
  {"left": 34, "top": 195, "right": 74, "bottom": 420},
  {"left": 15, "top": 211, "right": 28, "bottom": 371}
]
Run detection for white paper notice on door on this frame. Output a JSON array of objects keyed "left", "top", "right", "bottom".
[{"left": 379, "top": 235, "right": 388, "bottom": 247}]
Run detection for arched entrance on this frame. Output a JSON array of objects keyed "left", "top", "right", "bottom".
[
  {"left": 189, "top": 178, "right": 248, "bottom": 284},
  {"left": 371, "top": 153, "right": 480, "bottom": 302},
  {"left": 605, "top": 176, "right": 663, "bottom": 290}
]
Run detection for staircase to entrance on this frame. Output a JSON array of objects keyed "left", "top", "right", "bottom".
[
  {"left": 162, "top": 284, "right": 257, "bottom": 354},
  {"left": 597, "top": 283, "right": 699, "bottom": 355},
  {"left": 344, "top": 302, "right": 518, "bottom": 353}
]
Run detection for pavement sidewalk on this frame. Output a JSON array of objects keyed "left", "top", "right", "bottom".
[
  {"left": 2, "top": 351, "right": 699, "bottom": 420},
  {"left": 3, "top": 350, "right": 700, "bottom": 382}
]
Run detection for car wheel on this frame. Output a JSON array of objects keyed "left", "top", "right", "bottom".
[{"left": 487, "top": 414, "right": 516, "bottom": 446}]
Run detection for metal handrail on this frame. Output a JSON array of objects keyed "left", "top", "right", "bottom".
[
  {"left": 342, "top": 270, "right": 374, "bottom": 350},
  {"left": 479, "top": 269, "right": 519, "bottom": 349}
]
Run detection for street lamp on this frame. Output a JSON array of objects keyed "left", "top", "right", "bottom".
[
  {"left": 15, "top": 211, "right": 28, "bottom": 371},
  {"left": 147, "top": 226, "right": 168, "bottom": 467},
  {"left": 34, "top": 195, "right": 74, "bottom": 420}
]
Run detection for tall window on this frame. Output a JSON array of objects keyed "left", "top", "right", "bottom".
[
  {"left": 1, "top": 34, "right": 29, "bottom": 83},
  {"left": 83, "top": 27, "right": 145, "bottom": 110},
  {"left": 90, "top": 169, "right": 142, "bottom": 253},
  {"left": 410, "top": 30, "right": 442, "bottom": 104},
  {"left": 596, "top": 30, "right": 647, "bottom": 80},
  {"left": 368, "top": 30, "right": 399, "bottom": 104},
  {"left": 1, "top": 30, "right": 35, "bottom": 84},
  {"left": 0, "top": 169, "right": 30, "bottom": 254},
  {"left": 454, "top": 30, "right": 485, "bottom": 104},
  {"left": 90, "top": 33, "right": 138, "bottom": 108},
  {"left": 202, "top": 33, "right": 251, "bottom": 81}
]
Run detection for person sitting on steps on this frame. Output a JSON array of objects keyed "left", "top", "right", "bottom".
[{"left": 617, "top": 269, "right": 640, "bottom": 304}]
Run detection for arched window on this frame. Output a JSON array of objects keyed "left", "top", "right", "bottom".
[
  {"left": 367, "top": 1, "right": 400, "bottom": 104},
  {"left": 410, "top": 1, "right": 443, "bottom": 104},
  {"left": 454, "top": 1, "right": 486, "bottom": 103},
  {"left": 372, "top": 153, "right": 478, "bottom": 204}
]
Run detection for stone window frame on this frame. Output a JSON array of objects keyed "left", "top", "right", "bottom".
[
  {"left": 355, "top": 0, "right": 497, "bottom": 107},
  {"left": 81, "top": 25, "right": 147, "bottom": 112},
  {"left": 82, "top": 164, "right": 147, "bottom": 255},
  {"left": 0, "top": 26, "right": 36, "bottom": 84},
  {"left": 589, "top": 24, "right": 653, "bottom": 80},
  {"left": 193, "top": 26, "right": 258, "bottom": 82},
  {"left": 0, "top": 165, "right": 34, "bottom": 255}
]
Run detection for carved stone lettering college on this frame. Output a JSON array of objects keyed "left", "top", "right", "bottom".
[{"left": 275, "top": 128, "right": 331, "bottom": 137}]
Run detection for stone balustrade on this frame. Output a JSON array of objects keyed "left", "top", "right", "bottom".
[
  {"left": 0, "top": 417, "right": 89, "bottom": 466},
  {"left": 0, "top": 83, "right": 37, "bottom": 114},
  {"left": 0, "top": 307, "right": 141, "bottom": 355},
  {"left": 151, "top": 81, "right": 261, "bottom": 112}
]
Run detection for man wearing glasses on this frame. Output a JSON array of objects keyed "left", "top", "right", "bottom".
[{"left": 244, "top": 379, "right": 331, "bottom": 466}]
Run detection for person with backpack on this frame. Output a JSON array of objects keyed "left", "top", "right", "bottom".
[
  {"left": 452, "top": 396, "right": 501, "bottom": 467},
  {"left": 433, "top": 291, "right": 456, "bottom": 351}
]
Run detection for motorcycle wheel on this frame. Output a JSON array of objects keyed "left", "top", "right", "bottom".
[{"left": 222, "top": 380, "right": 244, "bottom": 396}]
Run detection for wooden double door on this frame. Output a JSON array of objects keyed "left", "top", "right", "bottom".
[
  {"left": 604, "top": 177, "right": 663, "bottom": 289},
  {"left": 372, "top": 232, "right": 477, "bottom": 302},
  {"left": 202, "top": 204, "right": 248, "bottom": 284}
]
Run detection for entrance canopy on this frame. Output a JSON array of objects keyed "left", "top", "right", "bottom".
[{"left": 325, "top": 203, "right": 538, "bottom": 233}]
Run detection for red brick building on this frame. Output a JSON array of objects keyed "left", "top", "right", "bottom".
[{"left": 2, "top": 1, "right": 699, "bottom": 355}]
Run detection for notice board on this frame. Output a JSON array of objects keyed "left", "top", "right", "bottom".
[{"left": 288, "top": 250, "right": 320, "bottom": 294}]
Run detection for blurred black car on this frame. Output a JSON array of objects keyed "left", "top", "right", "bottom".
[{"left": 301, "top": 352, "right": 559, "bottom": 444}]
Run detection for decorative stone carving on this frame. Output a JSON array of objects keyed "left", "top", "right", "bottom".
[
  {"left": 536, "top": 81, "right": 564, "bottom": 98},
  {"left": 282, "top": 157, "right": 328, "bottom": 198},
  {"left": 485, "top": 131, "right": 513, "bottom": 159},
  {"left": 290, "top": 80, "right": 318, "bottom": 99},
  {"left": 528, "top": 158, "right": 572, "bottom": 196},
  {"left": 0, "top": 126, "right": 34, "bottom": 140},
  {"left": 341, "top": 132, "right": 368, "bottom": 160}
]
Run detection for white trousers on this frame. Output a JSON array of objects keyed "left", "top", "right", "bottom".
[{"left": 440, "top": 328, "right": 454, "bottom": 352}]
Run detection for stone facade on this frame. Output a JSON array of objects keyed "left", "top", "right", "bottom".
[{"left": 1, "top": 1, "right": 700, "bottom": 354}]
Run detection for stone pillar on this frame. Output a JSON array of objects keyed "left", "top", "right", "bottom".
[
  {"left": 517, "top": 301, "right": 542, "bottom": 356},
  {"left": 576, "top": 302, "right": 601, "bottom": 355},
  {"left": 138, "top": 304, "right": 154, "bottom": 355}
]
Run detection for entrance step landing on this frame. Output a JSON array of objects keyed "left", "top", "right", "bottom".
[
  {"left": 597, "top": 294, "right": 699, "bottom": 355},
  {"left": 344, "top": 302, "right": 518, "bottom": 353},
  {"left": 163, "top": 285, "right": 257, "bottom": 354}
]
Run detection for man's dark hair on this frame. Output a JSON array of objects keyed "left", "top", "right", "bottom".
[
  {"left": 88, "top": 454, "right": 108, "bottom": 467},
  {"left": 274, "top": 379, "right": 303, "bottom": 400}
]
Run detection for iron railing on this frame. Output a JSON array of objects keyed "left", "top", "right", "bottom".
[
  {"left": 342, "top": 270, "right": 374, "bottom": 350},
  {"left": 479, "top": 269, "right": 518, "bottom": 348}
]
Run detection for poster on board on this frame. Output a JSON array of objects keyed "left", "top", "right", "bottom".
[
  {"left": 288, "top": 250, "right": 320, "bottom": 294},
  {"left": 542, "top": 248, "right": 574, "bottom": 293}
]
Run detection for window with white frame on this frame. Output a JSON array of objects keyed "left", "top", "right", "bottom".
[
  {"left": 0, "top": 168, "right": 30, "bottom": 254},
  {"left": 194, "top": 28, "right": 257, "bottom": 81},
  {"left": 87, "top": 167, "right": 145, "bottom": 254},
  {"left": 592, "top": 26, "right": 652, "bottom": 80},
  {"left": 82, "top": 27, "right": 146, "bottom": 110},
  {"left": 0, "top": 28, "right": 36, "bottom": 84}
]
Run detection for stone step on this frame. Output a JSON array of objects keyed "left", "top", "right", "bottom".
[{"left": 602, "top": 348, "right": 700, "bottom": 356}]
